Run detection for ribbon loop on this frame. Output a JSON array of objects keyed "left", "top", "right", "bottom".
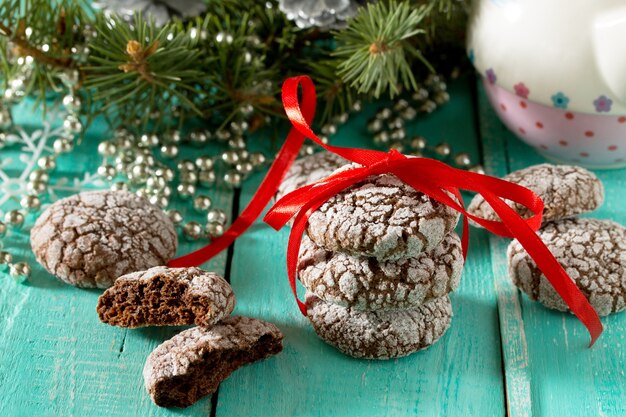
[{"left": 169, "top": 75, "right": 603, "bottom": 347}]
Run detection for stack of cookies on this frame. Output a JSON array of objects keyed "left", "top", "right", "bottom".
[
  {"left": 469, "top": 164, "right": 626, "bottom": 317},
  {"left": 286, "top": 155, "right": 465, "bottom": 359}
]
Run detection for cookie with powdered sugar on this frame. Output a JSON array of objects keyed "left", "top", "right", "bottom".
[
  {"left": 97, "top": 266, "right": 235, "bottom": 328},
  {"left": 508, "top": 218, "right": 626, "bottom": 316},
  {"left": 30, "top": 190, "right": 177, "bottom": 288},
  {"left": 306, "top": 293, "right": 452, "bottom": 359},
  {"left": 298, "top": 232, "right": 463, "bottom": 310},
  {"left": 144, "top": 316, "right": 283, "bottom": 408},
  {"left": 468, "top": 164, "right": 604, "bottom": 225},
  {"left": 275, "top": 152, "right": 349, "bottom": 201},
  {"left": 305, "top": 169, "right": 461, "bottom": 260}
]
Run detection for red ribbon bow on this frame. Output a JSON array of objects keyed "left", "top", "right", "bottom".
[{"left": 170, "top": 75, "right": 603, "bottom": 347}]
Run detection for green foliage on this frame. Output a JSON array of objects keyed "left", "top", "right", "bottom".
[
  {"left": 334, "top": 1, "right": 431, "bottom": 98},
  {"left": 0, "top": 0, "right": 470, "bottom": 133}
]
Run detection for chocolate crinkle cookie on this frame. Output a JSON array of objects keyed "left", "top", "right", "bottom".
[
  {"left": 97, "top": 266, "right": 235, "bottom": 328},
  {"left": 275, "top": 152, "right": 349, "bottom": 201},
  {"left": 306, "top": 293, "right": 452, "bottom": 359},
  {"left": 144, "top": 316, "right": 283, "bottom": 408},
  {"left": 298, "top": 232, "right": 463, "bottom": 310},
  {"left": 306, "top": 171, "right": 460, "bottom": 261},
  {"left": 508, "top": 218, "right": 626, "bottom": 316},
  {"left": 30, "top": 190, "right": 177, "bottom": 288},
  {"left": 468, "top": 164, "right": 604, "bottom": 225}
]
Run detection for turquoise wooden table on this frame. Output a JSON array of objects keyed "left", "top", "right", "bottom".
[{"left": 1, "top": 76, "right": 625, "bottom": 417}]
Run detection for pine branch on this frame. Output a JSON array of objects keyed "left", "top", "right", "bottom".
[{"left": 333, "top": 1, "right": 431, "bottom": 98}]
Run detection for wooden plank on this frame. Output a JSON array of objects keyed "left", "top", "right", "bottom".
[
  {"left": 476, "top": 81, "right": 533, "bottom": 417},
  {"left": 478, "top": 81, "right": 626, "bottom": 416},
  {"left": 0, "top": 103, "right": 232, "bottom": 416},
  {"left": 216, "top": 77, "right": 505, "bottom": 417}
]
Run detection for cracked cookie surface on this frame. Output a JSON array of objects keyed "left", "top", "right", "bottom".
[
  {"left": 276, "top": 152, "right": 349, "bottom": 201},
  {"left": 508, "top": 218, "right": 626, "bottom": 316},
  {"left": 468, "top": 164, "right": 604, "bottom": 225},
  {"left": 97, "top": 266, "right": 235, "bottom": 328},
  {"left": 306, "top": 172, "right": 460, "bottom": 260},
  {"left": 31, "top": 190, "right": 177, "bottom": 288},
  {"left": 298, "top": 232, "right": 463, "bottom": 310},
  {"left": 306, "top": 293, "right": 452, "bottom": 359},
  {"left": 144, "top": 316, "right": 283, "bottom": 408}
]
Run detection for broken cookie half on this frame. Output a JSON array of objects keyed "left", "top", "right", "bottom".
[
  {"left": 97, "top": 266, "right": 235, "bottom": 328},
  {"left": 144, "top": 316, "right": 283, "bottom": 408}
]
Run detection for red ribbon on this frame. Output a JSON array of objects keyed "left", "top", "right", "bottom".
[{"left": 169, "top": 75, "right": 603, "bottom": 347}]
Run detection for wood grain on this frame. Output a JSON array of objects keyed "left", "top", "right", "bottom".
[{"left": 215, "top": 78, "right": 505, "bottom": 417}]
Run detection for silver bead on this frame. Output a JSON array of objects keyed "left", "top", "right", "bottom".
[
  {"left": 401, "top": 107, "right": 418, "bottom": 121},
  {"left": 410, "top": 136, "right": 427, "bottom": 150},
  {"left": 389, "top": 142, "right": 405, "bottom": 153},
  {"left": 63, "top": 115, "right": 82, "bottom": 133},
  {"left": 177, "top": 183, "right": 196, "bottom": 199},
  {"left": 183, "top": 221, "right": 203, "bottom": 241},
  {"left": 164, "top": 130, "right": 182, "bottom": 144},
  {"left": 205, "top": 222, "right": 225, "bottom": 239},
  {"left": 367, "top": 118, "right": 383, "bottom": 134},
  {"left": 239, "top": 104, "right": 254, "bottom": 116},
  {"left": 230, "top": 120, "right": 248, "bottom": 135},
  {"left": 148, "top": 194, "right": 169, "bottom": 209},
  {"left": 167, "top": 209, "right": 183, "bottom": 225},
  {"left": 116, "top": 137, "right": 134, "bottom": 150},
  {"left": 0, "top": 251, "right": 12, "bottom": 266},
  {"left": 249, "top": 152, "right": 266, "bottom": 168},
  {"left": 228, "top": 137, "right": 246, "bottom": 150},
  {"left": 454, "top": 153, "right": 472, "bottom": 168},
  {"left": 300, "top": 145, "right": 315, "bottom": 156},
  {"left": 215, "top": 129, "right": 231, "bottom": 141},
  {"left": 434, "top": 92, "right": 450, "bottom": 105},
  {"left": 223, "top": 170, "right": 242, "bottom": 187},
  {"left": 5, "top": 210, "right": 24, "bottom": 227},
  {"left": 179, "top": 170, "right": 198, "bottom": 185},
  {"left": 62, "top": 94, "right": 82, "bottom": 113},
  {"left": 221, "top": 150, "right": 240, "bottom": 165},
  {"left": 393, "top": 99, "right": 409, "bottom": 112},
  {"left": 321, "top": 124, "right": 337, "bottom": 136},
  {"left": 318, "top": 135, "right": 329, "bottom": 144},
  {"left": 146, "top": 176, "right": 167, "bottom": 191},
  {"left": 373, "top": 131, "right": 390, "bottom": 146},
  {"left": 27, "top": 180, "right": 47, "bottom": 194},
  {"left": 135, "top": 188, "right": 150, "bottom": 199},
  {"left": 20, "top": 195, "right": 41, "bottom": 211},
  {"left": 387, "top": 117, "right": 404, "bottom": 130},
  {"left": 412, "top": 88, "right": 429, "bottom": 102},
  {"left": 195, "top": 156, "right": 214, "bottom": 171},
  {"left": 389, "top": 128, "right": 406, "bottom": 141},
  {"left": 333, "top": 113, "right": 349, "bottom": 125},
  {"left": 435, "top": 143, "right": 452, "bottom": 157},
  {"left": 189, "top": 130, "right": 210, "bottom": 146},
  {"left": 351, "top": 100, "right": 363, "bottom": 112},
  {"left": 110, "top": 181, "right": 128, "bottom": 191},
  {"left": 29, "top": 169, "right": 49, "bottom": 183},
  {"left": 160, "top": 144, "right": 179, "bottom": 159},
  {"left": 469, "top": 165, "right": 486, "bottom": 175},
  {"left": 0, "top": 221, "right": 6, "bottom": 238},
  {"left": 154, "top": 167, "right": 175, "bottom": 182},
  {"left": 237, "top": 149, "right": 249, "bottom": 161},
  {"left": 53, "top": 137, "right": 74, "bottom": 154},
  {"left": 114, "top": 128, "right": 130, "bottom": 140},
  {"left": 198, "top": 170, "right": 216, "bottom": 187},
  {"left": 135, "top": 153, "right": 156, "bottom": 167},
  {"left": 37, "top": 156, "right": 56, "bottom": 171},
  {"left": 206, "top": 209, "right": 227, "bottom": 225},
  {"left": 193, "top": 195, "right": 212, "bottom": 212},
  {"left": 420, "top": 100, "right": 437, "bottom": 113},
  {"left": 177, "top": 160, "right": 196, "bottom": 172},
  {"left": 236, "top": 161, "right": 254, "bottom": 175},
  {"left": 139, "top": 134, "right": 159, "bottom": 148},
  {"left": 161, "top": 185, "right": 172, "bottom": 197},
  {"left": 10, "top": 262, "right": 30, "bottom": 282},
  {"left": 375, "top": 108, "right": 392, "bottom": 120},
  {"left": 129, "top": 163, "right": 150, "bottom": 184}
]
